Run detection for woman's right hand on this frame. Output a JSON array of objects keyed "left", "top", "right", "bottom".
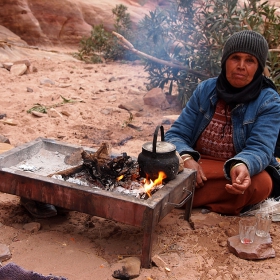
[{"left": 183, "top": 159, "right": 207, "bottom": 188}]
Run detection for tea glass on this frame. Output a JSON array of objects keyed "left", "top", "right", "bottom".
[
  {"left": 239, "top": 218, "right": 257, "bottom": 244},
  {"left": 255, "top": 207, "right": 273, "bottom": 238}
]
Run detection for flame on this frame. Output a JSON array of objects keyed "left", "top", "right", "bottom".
[
  {"left": 144, "top": 171, "right": 167, "bottom": 197},
  {"left": 117, "top": 175, "right": 124, "bottom": 181}
]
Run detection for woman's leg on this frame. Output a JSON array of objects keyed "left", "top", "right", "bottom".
[{"left": 192, "top": 159, "right": 272, "bottom": 215}]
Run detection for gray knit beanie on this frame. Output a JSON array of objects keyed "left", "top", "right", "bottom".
[{"left": 221, "top": 30, "right": 268, "bottom": 70}]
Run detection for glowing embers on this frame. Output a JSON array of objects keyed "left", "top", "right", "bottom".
[{"left": 115, "top": 170, "right": 167, "bottom": 199}]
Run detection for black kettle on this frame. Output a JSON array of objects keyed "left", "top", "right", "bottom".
[{"left": 137, "top": 125, "right": 179, "bottom": 181}]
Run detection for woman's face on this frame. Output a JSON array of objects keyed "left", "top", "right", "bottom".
[{"left": 225, "top": 52, "right": 259, "bottom": 88}]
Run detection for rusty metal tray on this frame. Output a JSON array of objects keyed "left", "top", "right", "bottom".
[{"left": 0, "top": 138, "right": 196, "bottom": 268}]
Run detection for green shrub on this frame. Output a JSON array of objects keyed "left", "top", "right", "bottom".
[
  {"left": 75, "top": 24, "right": 110, "bottom": 63},
  {"left": 74, "top": 0, "right": 280, "bottom": 107},
  {"left": 137, "top": 0, "right": 280, "bottom": 106},
  {"left": 74, "top": 4, "right": 134, "bottom": 63}
]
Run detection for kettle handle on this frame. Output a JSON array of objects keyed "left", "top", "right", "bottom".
[{"left": 153, "top": 125, "right": 164, "bottom": 154}]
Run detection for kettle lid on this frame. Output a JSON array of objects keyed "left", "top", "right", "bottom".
[{"left": 142, "top": 141, "right": 176, "bottom": 153}]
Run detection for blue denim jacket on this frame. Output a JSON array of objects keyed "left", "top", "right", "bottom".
[{"left": 165, "top": 77, "right": 280, "bottom": 180}]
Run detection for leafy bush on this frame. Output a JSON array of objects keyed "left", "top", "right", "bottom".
[
  {"left": 105, "top": 4, "right": 134, "bottom": 60},
  {"left": 75, "top": 24, "right": 110, "bottom": 63},
  {"left": 74, "top": 4, "right": 134, "bottom": 63},
  {"left": 137, "top": 0, "right": 280, "bottom": 106},
  {"left": 74, "top": 0, "right": 280, "bottom": 107}
]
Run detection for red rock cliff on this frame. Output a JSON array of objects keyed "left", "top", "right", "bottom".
[{"left": 0, "top": 0, "right": 166, "bottom": 48}]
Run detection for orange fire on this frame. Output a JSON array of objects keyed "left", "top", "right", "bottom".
[
  {"left": 116, "top": 174, "right": 124, "bottom": 181},
  {"left": 143, "top": 171, "right": 167, "bottom": 197}
]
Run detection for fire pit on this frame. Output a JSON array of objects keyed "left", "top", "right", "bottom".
[{"left": 0, "top": 138, "right": 196, "bottom": 268}]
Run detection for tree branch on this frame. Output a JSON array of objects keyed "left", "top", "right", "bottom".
[{"left": 112, "top": 32, "right": 210, "bottom": 79}]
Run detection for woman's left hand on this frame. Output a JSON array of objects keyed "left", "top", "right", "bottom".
[{"left": 225, "top": 163, "right": 251, "bottom": 195}]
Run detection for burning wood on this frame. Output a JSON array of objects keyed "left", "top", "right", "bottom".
[
  {"left": 143, "top": 171, "right": 167, "bottom": 197},
  {"left": 50, "top": 143, "right": 166, "bottom": 199},
  {"left": 81, "top": 143, "right": 140, "bottom": 189}
]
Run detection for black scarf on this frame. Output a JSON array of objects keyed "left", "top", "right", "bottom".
[{"left": 216, "top": 65, "right": 277, "bottom": 108}]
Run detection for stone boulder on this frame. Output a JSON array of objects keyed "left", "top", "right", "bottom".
[
  {"left": 227, "top": 234, "right": 275, "bottom": 260},
  {"left": 0, "top": 0, "right": 168, "bottom": 48}
]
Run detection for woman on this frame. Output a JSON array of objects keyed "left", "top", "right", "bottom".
[{"left": 165, "top": 30, "right": 280, "bottom": 215}]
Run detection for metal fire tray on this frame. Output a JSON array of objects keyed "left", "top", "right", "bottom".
[{"left": 0, "top": 138, "right": 196, "bottom": 268}]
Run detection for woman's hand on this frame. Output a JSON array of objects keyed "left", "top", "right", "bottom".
[
  {"left": 225, "top": 163, "right": 251, "bottom": 194},
  {"left": 183, "top": 159, "right": 207, "bottom": 188}
]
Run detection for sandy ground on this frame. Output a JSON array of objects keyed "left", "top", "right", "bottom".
[{"left": 1, "top": 44, "right": 280, "bottom": 280}]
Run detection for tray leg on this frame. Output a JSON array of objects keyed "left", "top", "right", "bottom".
[
  {"left": 184, "top": 176, "right": 196, "bottom": 221},
  {"left": 141, "top": 209, "right": 158, "bottom": 268}
]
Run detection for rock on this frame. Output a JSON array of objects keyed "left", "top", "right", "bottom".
[
  {"left": 162, "top": 115, "right": 179, "bottom": 125},
  {"left": 117, "top": 75, "right": 129, "bottom": 80},
  {"left": 118, "top": 99, "right": 144, "bottom": 112},
  {"left": 227, "top": 234, "right": 275, "bottom": 260},
  {"left": 208, "top": 268, "right": 218, "bottom": 277},
  {"left": 107, "top": 95, "right": 117, "bottom": 102},
  {"left": 23, "top": 222, "right": 41, "bottom": 233},
  {"left": 190, "top": 212, "right": 225, "bottom": 229},
  {"left": 108, "top": 76, "right": 117, "bottom": 82},
  {"left": 61, "top": 110, "right": 71, "bottom": 117},
  {"left": 0, "top": 68, "right": 9, "bottom": 76},
  {"left": 143, "top": 88, "right": 167, "bottom": 107},
  {"left": 27, "top": 87, "right": 34, "bottom": 92},
  {"left": 100, "top": 108, "right": 113, "bottom": 115},
  {"left": 0, "top": 134, "right": 10, "bottom": 144},
  {"left": 225, "top": 228, "right": 238, "bottom": 237},
  {"left": 40, "top": 78, "right": 55, "bottom": 86},
  {"left": 160, "top": 99, "right": 172, "bottom": 110},
  {"left": 165, "top": 94, "right": 178, "bottom": 104},
  {"left": 0, "top": 0, "right": 165, "bottom": 47},
  {"left": 134, "top": 112, "right": 143, "bottom": 117},
  {"left": 27, "top": 64, "right": 38, "bottom": 73},
  {"left": 200, "top": 208, "right": 211, "bottom": 214},
  {"left": 14, "top": 59, "right": 31, "bottom": 67},
  {"left": 127, "top": 88, "right": 142, "bottom": 95},
  {"left": 0, "top": 244, "right": 11, "bottom": 261},
  {"left": 48, "top": 108, "right": 63, "bottom": 118},
  {"left": 218, "top": 221, "right": 231, "bottom": 229},
  {"left": 0, "top": 119, "right": 17, "bottom": 126},
  {"left": 0, "top": 25, "right": 28, "bottom": 46},
  {"left": 10, "top": 64, "right": 27, "bottom": 75},
  {"left": 0, "top": 143, "right": 14, "bottom": 154},
  {"left": 151, "top": 254, "right": 169, "bottom": 270},
  {"left": 31, "top": 111, "right": 46, "bottom": 117},
  {"left": 112, "top": 257, "right": 141, "bottom": 279},
  {"left": 218, "top": 241, "right": 228, "bottom": 247},
  {"left": 3, "top": 62, "right": 13, "bottom": 70},
  {"left": 58, "top": 84, "right": 71, "bottom": 88}
]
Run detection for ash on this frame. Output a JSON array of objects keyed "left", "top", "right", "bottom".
[
  {"left": 8, "top": 149, "right": 73, "bottom": 176},
  {"left": 52, "top": 174, "right": 90, "bottom": 187},
  {"left": 114, "top": 183, "right": 165, "bottom": 198},
  {"left": 51, "top": 173, "right": 164, "bottom": 199}
]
